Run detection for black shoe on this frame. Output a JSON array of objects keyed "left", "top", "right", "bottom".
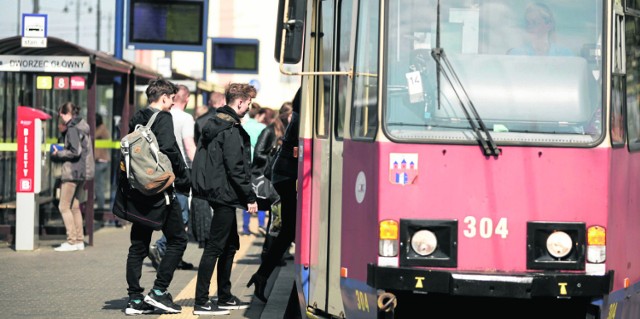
[
  {"left": 125, "top": 298, "right": 155, "bottom": 316},
  {"left": 246, "top": 273, "right": 268, "bottom": 303},
  {"left": 283, "top": 251, "right": 294, "bottom": 260},
  {"left": 193, "top": 300, "right": 230, "bottom": 315},
  {"left": 148, "top": 246, "right": 162, "bottom": 271},
  {"left": 144, "top": 289, "right": 181, "bottom": 313},
  {"left": 217, "top": 295, "right": 250, "bottom": 310},
  {"left": 177, "top": 260, "right": 194, "bottom": 270}
]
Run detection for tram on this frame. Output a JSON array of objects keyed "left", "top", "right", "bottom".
[{"left": 277, "top": 0, "right": 640, "bottom": 317}]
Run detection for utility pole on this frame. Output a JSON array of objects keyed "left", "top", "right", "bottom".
[
  {"left": 96, "top": 0, "right": 101, "bottom": 50},
  {"left": 32, "top": 0, "right": 39, "bottom": 13},
  {"left": 76, "top": 0, "right": 80, "bottom": 43},
  {"left": 17, "top": 0, "right": 21, "bottom": 34}
]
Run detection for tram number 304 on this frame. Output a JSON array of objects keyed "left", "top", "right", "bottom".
[
  {"left": 355, "top": 290, "right": 370, "bottom": 312},
  {"left": 463, "top": 216, "right": 508, "bottom": 239}
]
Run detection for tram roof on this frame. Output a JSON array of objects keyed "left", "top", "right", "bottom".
[{"left": 0, "top": 36, "right": 133, "bottom": 75}]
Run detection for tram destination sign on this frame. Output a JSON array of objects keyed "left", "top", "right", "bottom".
[{"left": 0, "top": 55, "right": 90, "bottom": 73}]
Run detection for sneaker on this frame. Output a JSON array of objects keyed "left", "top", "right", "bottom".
[
  {"left": 217, "top": 295, "right": 250, "bottom": 310},
  {"left": 54, "top": 242, "right": 78, "bottom": 252},
  {"left": 144, "top": 289, "right": 181, "bottom": 313},
  {"left": 125, "top": 298, "right": 155, "bottom": 316},
  {"left": 193, "top": 300, "right": 230, "bottom": 316},
  {"left": 269, "top": 226, "right": 281, "bottom": 237},
  {"left": 75, "top": 242, "right": 85, "bottom": 250},
  {"left": 177, "top": 260, "right": 194, "bottom": 270},
  {"left": 258, "top": 226, "right": 267, "bottom": 237},
  {"left": 148, "top": 246, "right": 161, "bottom": 270}
]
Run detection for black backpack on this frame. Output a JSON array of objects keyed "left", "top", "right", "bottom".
[{"left": 191, "top": 137, "right": 215, "bottom": 199}]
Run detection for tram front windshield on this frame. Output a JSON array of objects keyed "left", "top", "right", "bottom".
[{"left": 384, "top": 0, "right": 603, "bottom": 146}]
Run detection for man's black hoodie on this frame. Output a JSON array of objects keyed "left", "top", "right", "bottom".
[{"left": 192, "top": 105, "right": 256, "bottom": 209}]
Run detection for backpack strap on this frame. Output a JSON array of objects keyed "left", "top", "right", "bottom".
[
  {"left": 146, "top": 110, "right": 161, "bottom": 129},
  {"left": 143, "top": 110, "right": 163, "bottom": 168}
]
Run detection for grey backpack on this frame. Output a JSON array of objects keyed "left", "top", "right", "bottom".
[{"left": 120, "top": 111, "right": 175, "bottom": 196}]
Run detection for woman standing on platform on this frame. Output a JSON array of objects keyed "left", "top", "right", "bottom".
[{"left": 51, "top": 102, "right": 94, "bottom": 252}]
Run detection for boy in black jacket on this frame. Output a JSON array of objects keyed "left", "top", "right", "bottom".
[
  {"left": 192, "top": 83, "right": 258, "bottom": 315},
  {"left": 114, "top": 78, "right": 191, "bottom": 315}
]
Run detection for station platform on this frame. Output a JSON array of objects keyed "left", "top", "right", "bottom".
[{"left": 0, "top": 211, "right": 296, "bottom": 319}]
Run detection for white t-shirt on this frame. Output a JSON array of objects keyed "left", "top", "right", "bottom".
[{"left": 170, "top": 107, "right": 195, "bottom": 168}]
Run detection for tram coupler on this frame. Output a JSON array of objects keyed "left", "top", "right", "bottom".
[{"left": 377, "top": 292, "right": 397, "bottom": 319}]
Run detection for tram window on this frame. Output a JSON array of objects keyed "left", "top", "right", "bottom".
[
  {"left": 611, "top": 76, "right": 626, "bottom": 146},
  {"left": 628, "top": 0, "right": 640, "bottom": 12},
  {"left": 383, "top": 0, "right": 603, "bottom": 145},
  {"left": 316, "top": 0, "right": 334, "bottom": 139},
  {"left": 626, "top": 16, "right": 640, "bottom": 151},
  {"left": 351, "top": 0, "right": 379, "bottom": 140},
  {"left": 335, "top": 0, "right": 354, "bottom": 139}
]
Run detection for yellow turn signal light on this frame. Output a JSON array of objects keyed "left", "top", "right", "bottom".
[
  {"left": 587, "top": 225, "right": 606, "bottom": 246},
  {"left": 380, "top": 220, "right": 399, "bottom": 240}
]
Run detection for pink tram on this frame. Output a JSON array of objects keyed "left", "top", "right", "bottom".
[{"left": 277, "top": 0, "right": 640, "bottom": 317}]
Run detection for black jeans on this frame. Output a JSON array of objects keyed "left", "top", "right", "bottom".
[
  {"left": 126, "top": 198, "right": 188, "bottom": 297},
  {"left": 195, "top": 203, "right": 239, "bottom": 305},
  {"left": 257, "top": 178, "right": 296, "bottom": 279}
]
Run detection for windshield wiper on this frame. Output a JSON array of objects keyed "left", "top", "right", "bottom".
[{"left": 432, "top": 1, "right": 499, "bottom": 157}]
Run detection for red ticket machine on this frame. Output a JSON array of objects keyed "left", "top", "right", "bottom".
[{"left": 16, "top": 106, "right": 51, "bottom": 251}]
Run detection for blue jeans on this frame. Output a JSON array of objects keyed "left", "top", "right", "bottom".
[
  {"left": 242, "top": 210, "right": 266, "bottom": 234},
  {"left": 156, "top": 192, "right": 189, "bottom": 255}
]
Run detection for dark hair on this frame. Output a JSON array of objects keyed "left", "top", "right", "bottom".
[
  {"left": 96, "top": 113, "right": 103, "bottom": 127},
  {"left": 249, "top": 101, "right": 262, "bottom": 118},
  {"left": 225, "top": 83, "right": 257, "bottom": 106},
  {"left": 145, "top": 78, "right": 178, "bottom": 103},
  {"left": 292, "top": 87, "right": 302, "bottom": 114},
  {"left": 274, "top": 105, "right": 293, "bottom": 143},
  {"left": 58, "top": 101, "right": 80, "bottom": 116},
  {"left": 260, "top": 108, "right": 276, "bottom": 125}
]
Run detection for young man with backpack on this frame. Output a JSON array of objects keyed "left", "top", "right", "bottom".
[
  {"left": 113, "top": 78, "right": 191, "bottom": 315},
  {"left": 191, "top": 83, "right": 258, "bottom": 315}
]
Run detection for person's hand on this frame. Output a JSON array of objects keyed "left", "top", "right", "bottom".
[{"left": 247, "top": 201, "right": 258, "bottom": 214}]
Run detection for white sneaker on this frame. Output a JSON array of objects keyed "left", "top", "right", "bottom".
[
  {"left": 54, "top": 242, "right": 78, "bottom": 252},
  {"left": 75, "top": 242, "right": 85, "bottom": 250}
]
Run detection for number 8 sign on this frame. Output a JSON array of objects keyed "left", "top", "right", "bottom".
[{"left": 53, "top": 76, "right": 69, "bottom": 90}]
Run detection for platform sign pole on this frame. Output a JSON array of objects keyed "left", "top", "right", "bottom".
[{"left": 15, "top": 106, "right": 51, "bottom": 251}]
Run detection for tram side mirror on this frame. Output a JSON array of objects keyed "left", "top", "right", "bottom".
[{"left": 274, "top": 0, "right": 306, "bottom": 64}]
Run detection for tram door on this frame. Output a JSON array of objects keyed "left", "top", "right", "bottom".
[{"left": 308, "top": 0, "right": 353, "bottom": 315}]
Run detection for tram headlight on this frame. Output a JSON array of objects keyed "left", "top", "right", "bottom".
[
  {"left": 546, "top": 231, "right": 573, "bottom": 258},
  {"left": 410, "top": 230, "right": 437, "bottom": 256},
  {"left": 527, "top": 222, "right": 585, "bottom": 270},
  {"left": 399, "top": 219, "right": 458, "bottom": 268}
]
